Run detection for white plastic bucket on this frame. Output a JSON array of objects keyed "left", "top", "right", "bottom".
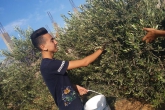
[{"left": 84, "top": 90, "right": 111, "bottom": 110}]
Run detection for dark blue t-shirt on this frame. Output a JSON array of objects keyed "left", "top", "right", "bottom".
[{"left": 40, "top": 58, "right": 83, "bottom": 110}]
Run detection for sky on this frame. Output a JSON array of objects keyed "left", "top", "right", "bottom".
[{"left": 0, "top": 0, "right": 86, "bottom": 52}]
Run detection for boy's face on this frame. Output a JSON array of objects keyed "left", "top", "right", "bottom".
[{"left": 41, "top": 33, "right": 58, "bottom": 53}]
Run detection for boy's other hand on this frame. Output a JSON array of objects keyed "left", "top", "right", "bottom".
[
  {"left": 76, "top": 85, "right": 88, "bottom": 95},
  {"left": 142, "top": 28, "right": 158, "bottom": 43}
]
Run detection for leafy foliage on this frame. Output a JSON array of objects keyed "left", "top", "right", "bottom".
[
  {"left": 59, "top": 0, "right": 165, "bottom": 107},
  {"left": 0, "top": 27, "right": 56, "bottom": 109}
]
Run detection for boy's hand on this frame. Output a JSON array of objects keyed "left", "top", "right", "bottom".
[
  {"left": 142, "top": 28, "right": 158, "bottom": 43},
  {"left": 102, "top": 42, "right": 107, "bottom": 50},
  {"left": 94, "top": 42, "right": 108, "bottom": 51},
  {"left": 75, "top": 85, "right": 88, "bottom": 95}
]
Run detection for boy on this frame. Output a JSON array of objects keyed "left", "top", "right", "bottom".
[
  {"left": 30, "top": 27, "right": 104, "bottom": 110},
  {"left": 143, "top": 28, "right": 165, "bottom": 43}
]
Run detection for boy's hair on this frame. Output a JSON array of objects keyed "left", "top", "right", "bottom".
[{"left": 30, "top": 27, "right": 48, "bottom": 50}]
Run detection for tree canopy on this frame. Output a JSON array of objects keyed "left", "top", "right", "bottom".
[
  {"left": 0, "top": 0, "right": 165, "bottom": 109},
  {"left": 59, "top": 0, "right": 165, "bottom": 107}
]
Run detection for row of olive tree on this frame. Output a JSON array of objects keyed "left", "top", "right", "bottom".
[
  {"left": 59, "top": 0, "right": 165, "bottom": 107},
  {"left": 0, "top": 27, "right": 57, "bottom": 109}
]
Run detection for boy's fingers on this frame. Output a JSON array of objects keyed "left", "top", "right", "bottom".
[
  {"left": 143, "top": 28, "right": 150, "bottom": 32},
  {"left": 142, "top": 36, "right": 151, "bottom": 43},
  {"left": 146, "top": 39, "right": 150, "bottom": 43},
  {"left": 79, "top": 88, "right": 88, "bottom": 94},
  {"left": 142, "top": 36, "right": 146, "bottom": 41},
  {"left": 82, "top": 89, "right": 87, "bottom": 93}
]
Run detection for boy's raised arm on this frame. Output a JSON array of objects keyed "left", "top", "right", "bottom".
[{"left": 67, "top": 49, "right": 104, "bottom": 70}]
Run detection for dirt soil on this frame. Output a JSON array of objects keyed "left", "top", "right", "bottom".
[
  {"left": 113, "top": 98, "right": 165, "bottom": 110},
  {"left": 114, "top": 99, "right": 154, "bottom": 110}
]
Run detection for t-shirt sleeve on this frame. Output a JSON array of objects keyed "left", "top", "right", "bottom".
[{"left": 46, "top": 59, "right": 69, "bottom": 75}]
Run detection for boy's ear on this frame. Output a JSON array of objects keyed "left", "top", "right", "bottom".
[{"left": 40, "top": 45, "right": 48, "bottom": 51}]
